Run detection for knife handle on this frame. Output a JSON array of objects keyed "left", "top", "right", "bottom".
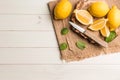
[{"left": 84, "top": 31, "right": 108, "bottom": 47}]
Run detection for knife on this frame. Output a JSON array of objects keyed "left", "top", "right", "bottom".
[{"left": 69, "top": 21, "right": 108, "bottom": 47}]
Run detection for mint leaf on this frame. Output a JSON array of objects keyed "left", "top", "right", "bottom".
[
  {"left": 61, "top": 28, "right": 69, "bottom": 35},
  {"left": 105, "top": 31, "right": 117, "bottom": 43},
  {"left": 60, "top": 43, "right": 68, "bottom": 50},
  {"left": 76, "top": 41, "right": 86, "bottom": 50}
]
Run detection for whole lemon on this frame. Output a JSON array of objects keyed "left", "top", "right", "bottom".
[
  {"left": 54, "top": 0, "right": 72, "bottom": 19},
  {"left": 107, "top": 6, "right": 120, "bottom": 31},
  {"left": 88, "top": 2, "right": 109, "bottom": 17}
]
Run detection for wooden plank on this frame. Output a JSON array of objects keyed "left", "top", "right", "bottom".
[
  {"left": 48, "top": 0, "right": 120, "bottom": 62},
  {"left": 0, "top": 48, "right": 61, "bottom": 64},
  {"left": 0, "top": 47, "right": 120, "bottom": 64},
  {"left": 0, "top": 15, "right": 53, "bottom": 30},
  {"left": 0, "top": 31, "right": 58, "bottom": 47},
  {"left": 0, "top": 65, "right": 120, "bottom": 80},
  {"left": 0, "top": 0, "right": 50, "bottom": 14}
]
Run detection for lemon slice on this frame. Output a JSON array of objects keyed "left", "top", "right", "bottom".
[
  {"left": 100, "top": 24, "right": 110, "bottom": 37},
  {"left": 88, "top": 18, "right": 108, "bottom": 31},
  {"left": 74, "top": 9, "right": 93, "bottom": 25}
]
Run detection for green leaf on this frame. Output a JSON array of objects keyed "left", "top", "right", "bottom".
[
  {"left": 61, "top": 28, "right": 69, "bottom": 35},
  {"left": 59, "top": 43, "right": 68, "bottom": 50},
  {"left": 76, "top": 41, "right": 86, "bottom": 50},
  {"left": 105, "top": 31, "right": 117, "bottom": 43}
]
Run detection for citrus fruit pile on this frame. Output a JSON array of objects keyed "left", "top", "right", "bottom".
[{"left": 74, "top": 1, "right": 120, "bottom": 37}]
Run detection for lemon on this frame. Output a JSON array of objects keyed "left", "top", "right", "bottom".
[
  {"left": 107, "top": 6, "right": 120, "bottom": 31},
  {"left": 88, "top": 1, "right": 109, "bottom": 17},
  {"left": 54, "top": 0, "right": 72, "bottom": 19},
  {"left": 74, "top": 9, "right": 93, "bottom": 25}
]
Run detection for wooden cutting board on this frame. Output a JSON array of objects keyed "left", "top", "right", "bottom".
[{"left": 48, "top": 0, "right": 120, "bottom": 62}]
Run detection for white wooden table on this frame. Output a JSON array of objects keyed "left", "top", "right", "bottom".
[{"left": 0, "top": 0, "right": 120, "bottom": 80}]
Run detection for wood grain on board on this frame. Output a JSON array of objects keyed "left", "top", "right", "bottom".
[{"left": 48, "top": 0, "right": 120, "bottom": 62}]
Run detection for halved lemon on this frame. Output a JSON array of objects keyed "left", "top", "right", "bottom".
[
  {"left": 88, "top": 18, "right": 108, "bottom": 31},
  {"left": 74, "top": 9, "right": 93, "bottom": 25},
  {"left": 100, "top": 23, "right": 110, "bottom": 37}
]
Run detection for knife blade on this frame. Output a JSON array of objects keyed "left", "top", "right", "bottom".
[{"left": 69, "top": 21, "right": 108, "bottom": 47}]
